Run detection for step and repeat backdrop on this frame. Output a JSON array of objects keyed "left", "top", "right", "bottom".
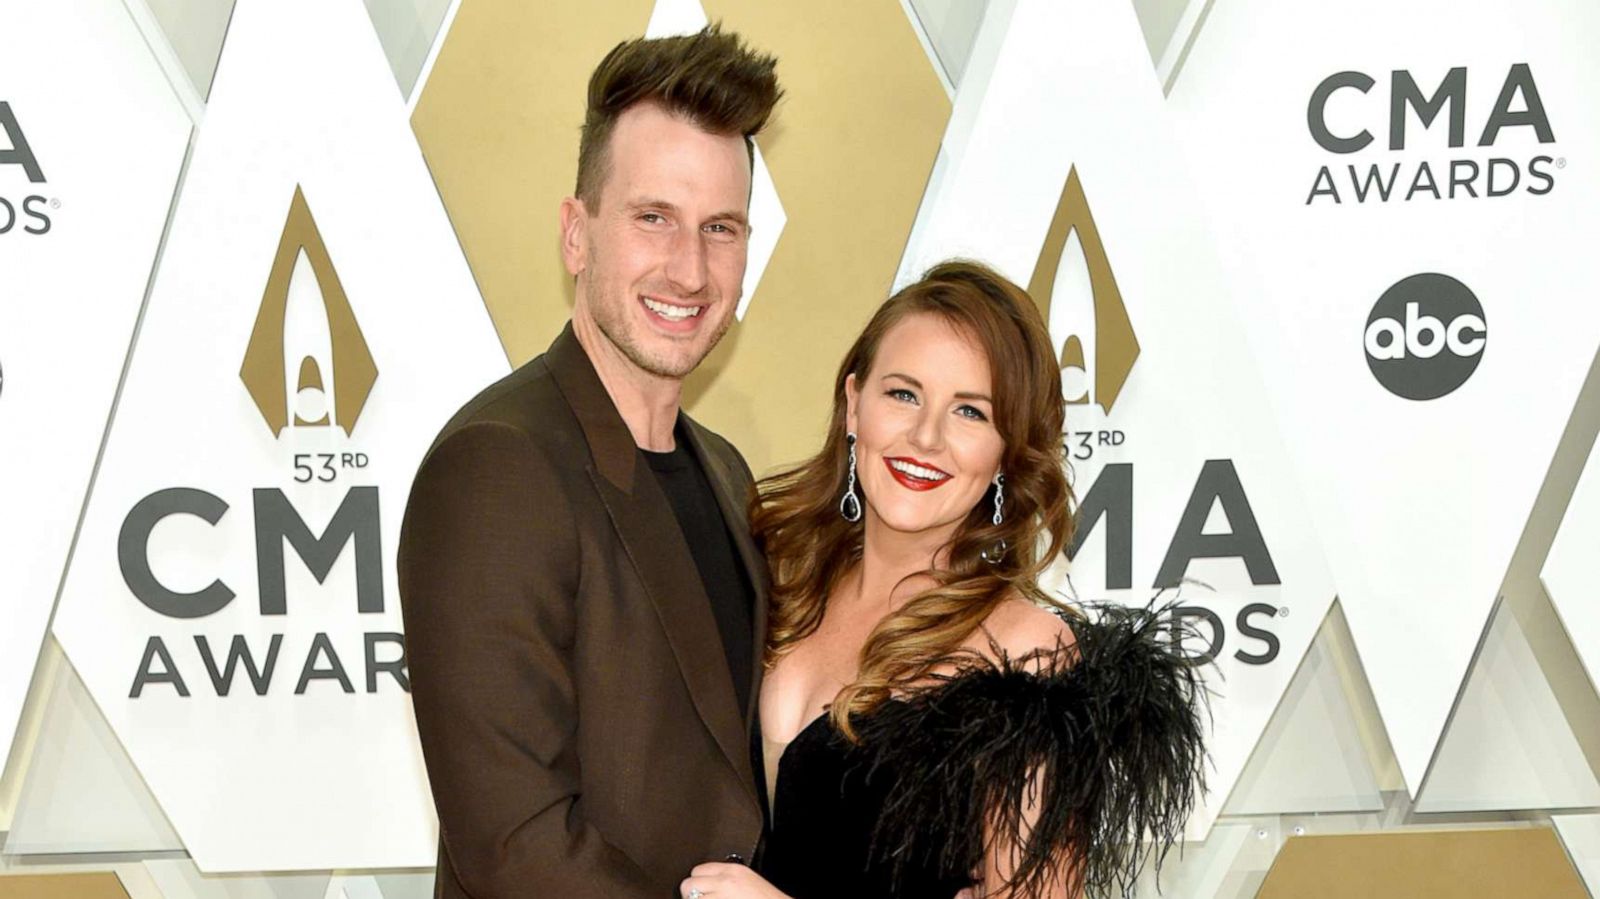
[{"left": 2, "top": 0, "right": 1598, "bottom": 894}]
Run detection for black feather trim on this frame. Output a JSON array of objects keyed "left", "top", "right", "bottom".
[{"left": 849, "top": 603, "right": 1209, "bottom": 898}]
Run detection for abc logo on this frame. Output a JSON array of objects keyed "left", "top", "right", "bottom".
[{"left": 1363, "top": 273, "right": 1486, "bottom": 400}]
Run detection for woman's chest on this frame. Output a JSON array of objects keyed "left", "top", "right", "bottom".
[{"left": 759, "top": 602, "right": 880, "bottom": 744}]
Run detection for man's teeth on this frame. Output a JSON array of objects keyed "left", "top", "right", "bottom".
[
  {"left": 890, "top": 459, "right": 949, "bottom": 481},
  {"left": 643, "top": 297, "right": 702, "bottom": 320}
]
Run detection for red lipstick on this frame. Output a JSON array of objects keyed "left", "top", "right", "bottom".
[{"left": 882, "top": 456, "right": 951, "bottom": 492}]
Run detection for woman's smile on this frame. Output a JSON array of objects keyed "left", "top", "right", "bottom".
[{"left": 882, "top": 456, "right": 952, "bottom": 491}]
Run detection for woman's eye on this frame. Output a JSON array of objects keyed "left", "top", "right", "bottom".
[
  {"left": 957, "top": 405, "right": 989, "bottom": 422},
  {"left": 886, "top": 388, "right": 917, "bottom": 403}
]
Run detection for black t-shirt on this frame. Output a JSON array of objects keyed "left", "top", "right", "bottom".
[{"left": 640, "top": 424, "right": 756, "bottom": 715}]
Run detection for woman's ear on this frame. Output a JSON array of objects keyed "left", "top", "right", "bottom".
[{"left": 845, "top": 372, "right": 860, "bottom": 434}]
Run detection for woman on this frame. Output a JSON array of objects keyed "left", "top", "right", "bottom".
[{"left": 681, "top": 261, "right": 1206, "bottom": 899}]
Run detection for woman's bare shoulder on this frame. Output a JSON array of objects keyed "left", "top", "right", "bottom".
[{"left": 976, "top": 594, "right": 1076, "bottom": 662}]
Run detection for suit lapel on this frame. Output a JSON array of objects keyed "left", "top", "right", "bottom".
[
  {"left": 588, "top": 470, "right": 755, "bottom": 799},
  {"left": 545, "top": 325, "right": 757, "bottom": 802}
]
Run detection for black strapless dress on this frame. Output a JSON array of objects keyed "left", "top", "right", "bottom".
[
  {"left": 763, "top": 704, "right": 974, "bottom": 898},
  {"left": 757, "top": 605, "right": 1209, "bottom": 899}
]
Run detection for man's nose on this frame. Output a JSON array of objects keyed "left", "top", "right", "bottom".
[{"left": 664, "top": 226, "right": 709, "bottom": 296}]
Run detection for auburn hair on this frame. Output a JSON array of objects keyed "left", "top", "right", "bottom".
[
  {"left": 751, "top": 260, "right": 1075, "bottom": 739},
  {"left": 576, "top": 24, "right": 782, "bottom": 207}
]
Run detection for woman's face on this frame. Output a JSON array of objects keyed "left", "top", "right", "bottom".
[{"left": 846, "top": 313, "right": 1005, "bottom": 541}]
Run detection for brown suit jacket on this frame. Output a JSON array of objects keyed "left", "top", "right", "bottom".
[{"left": 398, "top": 324, "right": 768, "bottom": 899}]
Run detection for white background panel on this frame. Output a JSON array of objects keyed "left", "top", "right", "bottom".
[
  {"left": 1418, "top": 602, "right": 1600, "bottom": 811},
  {"left": 898, "top": 0, "right": 1336, "bottom": 833},
  {"left": 903, "top": 0, "right": 988, "bottom": 93},
  {"left": 1222, "top": 607, "right": 1385, "bottom": 816},
  {"left": 361, "top": 0, "right": 453, "bottom": 101},
  {"left": 1166, "top": 0, "right": 1600, "bottom": 794},
  {"left": 51, "top": 0, "right": 506, "bottom": 871},
  {"left": 1544, "top": 430, "right": 1600, "bottom": 688},
  {"left": 5, "top": 640, "right": 182, "bottom": 854},
  {"left": 0, "top": 0, "right": 190, "bottom": 776},
  {"left": 141, "top": 0, "right": 237, "bottom": 105}
]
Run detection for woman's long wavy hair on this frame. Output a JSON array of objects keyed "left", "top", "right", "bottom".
[{"left": 752, "top": 260, "right": 1075, "bottom": 739}]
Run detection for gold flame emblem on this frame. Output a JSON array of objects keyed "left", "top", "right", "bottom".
[
  {"left": 1027, "top": 166, "right": 1139, "bottom": 413},
  {"left": 240, "top": 186, "right": 376, "bottom": 436}
]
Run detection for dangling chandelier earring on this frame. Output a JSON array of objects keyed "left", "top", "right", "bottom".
[
  {"left": 839, "top": 432, "right": 863, "bottom": 522},
  {"left": 982, "top": 473, "right": 1008, "bottom": 564}
]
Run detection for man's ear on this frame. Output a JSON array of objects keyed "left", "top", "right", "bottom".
[{"left": 559, "top": 196, "right": 588, "bottom": 276}]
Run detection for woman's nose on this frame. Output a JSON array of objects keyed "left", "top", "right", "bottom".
[{"left": 907, "top": 407, "right": 944, "bottom": 453}]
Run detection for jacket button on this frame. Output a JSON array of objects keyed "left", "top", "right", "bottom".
[{"left": 724, "top": 853, "right": 746, "bottom": 865}]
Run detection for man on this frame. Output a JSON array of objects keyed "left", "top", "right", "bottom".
[{"left": 398, "top": 26, "right": 781, "bottom": 899}]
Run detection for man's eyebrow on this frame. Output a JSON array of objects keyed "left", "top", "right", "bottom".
[
  {"left": 707, "top": 208, "right": 750, "bottom": 228},
  {"left": 627, "top": 197, "right": 679, "bottom": 213},
  {"left": 883, "top": 372, "right": 991, "bottom": 403}
]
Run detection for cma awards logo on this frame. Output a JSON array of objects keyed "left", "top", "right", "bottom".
[
  {"left": 120, "top": 187, "right": 403, "bottom": 700},
  {"left": 241, "top": 186, "right": 377, "bottom": 437},
  {"left": 1305, "top": 64, "right": 1558, "bottom": 205},
  {"left": 0, "top": 102, "right": 55, "bottom": 235},
  {"left": 1033, "top": 167, "right": 1285, "bottom": 666},
  {"left": 1027, "top": 166, "right": 1139, "bottom": 417},
  {"left": 1364, "top": 273, "right": 1486, "bottom": 400}
]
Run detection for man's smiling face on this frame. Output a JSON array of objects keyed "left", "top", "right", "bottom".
[{"left": 566, "top": 101, "right": 752, "bottom": 381}]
